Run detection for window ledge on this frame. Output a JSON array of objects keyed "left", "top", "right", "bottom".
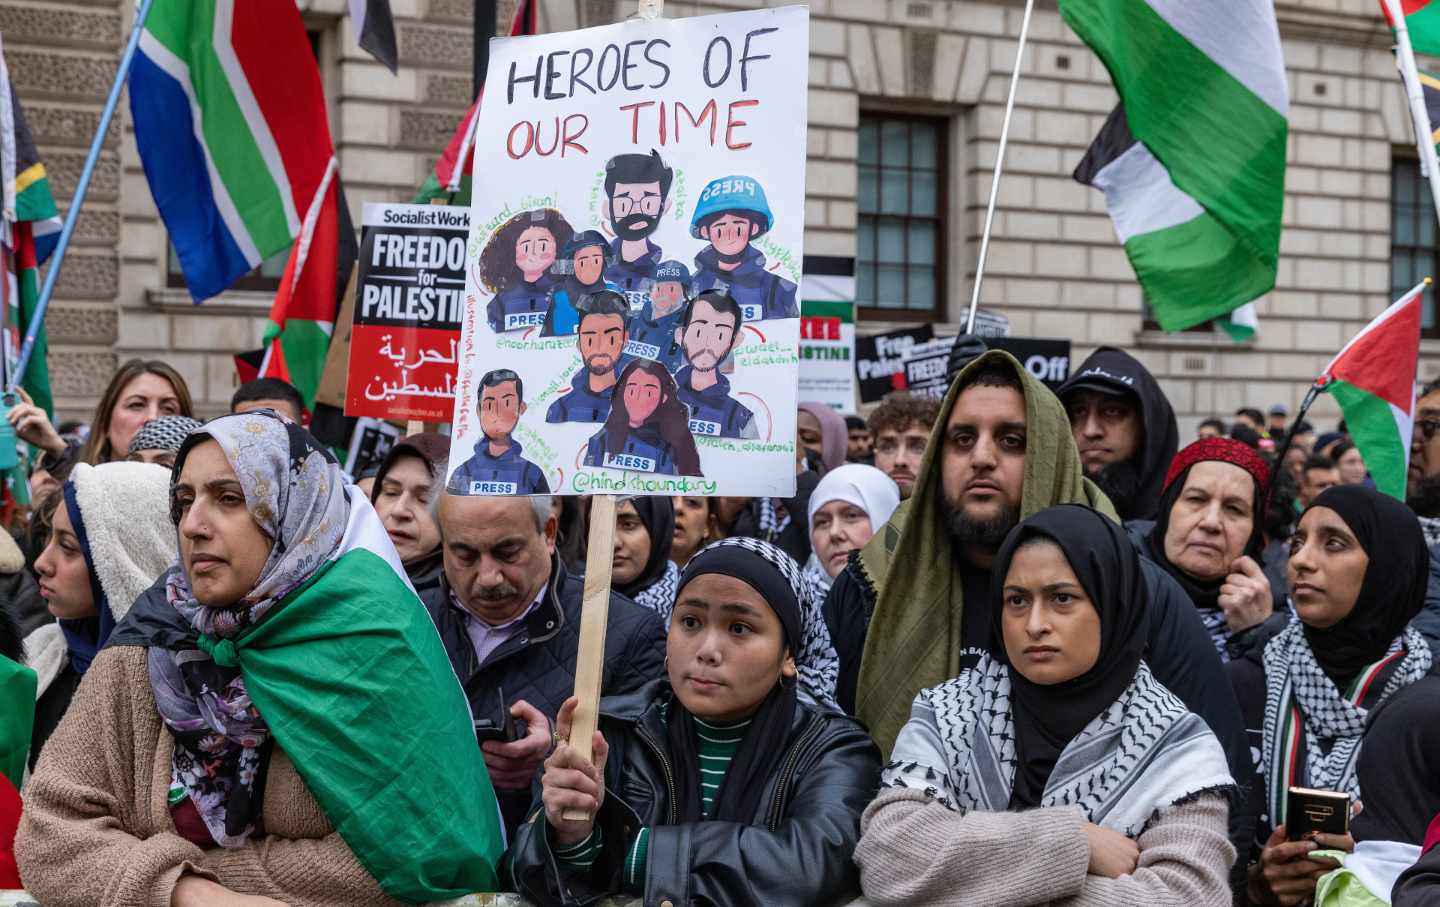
[
  {"left": 147, "top": 287, "right": 274, "bottom": 314},
  {"left": 1132, "top": 328, "right": 1255, "bottom": 349}
]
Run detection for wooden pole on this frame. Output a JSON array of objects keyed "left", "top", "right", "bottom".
[
  {"left": 561, "top": 493, "right": 617, "bottom": 820},
  {"left": 558, "top": 0, "right": 660, "bottom": 822}
]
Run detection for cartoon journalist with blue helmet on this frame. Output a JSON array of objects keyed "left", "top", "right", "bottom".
[
  {"left": 447, "top": 368, "right": 552, "bottom": 494},
  {"left": 689, "top": 175, "right": 799, "bottom": 322}
]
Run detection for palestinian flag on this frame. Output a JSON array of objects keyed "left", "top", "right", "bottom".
[
  {"left": 1, "top": 41, "right": 58, "bottom": 416},
  {"left": 413, "top": 0, "right": 536, "bottom": 205},
  {"left": 0, "top": 654, "right": 35, "bottom": 790},
  {"left": 348, "top": 0, "right": 397, "bottom": 73},
  {"left": 1382, "top": 0, "right": 1440, "bottom": 58},
  {"left": 117, "top": 495, "right": 505, "bottom": 900},
  {"left": 1420, "top": 68, "right": 1440, "bottom": 152},
  {"left": 129, "top": 0, "right": 335, "bottom": 302},
  {"left": 1317, "top": 279, "right": 1427, "bottom": 501},
  {"left": 259, "top": 169, "right": 358, "bottom": 411},
  {"left": 1063, "top": 0, "right": 1288, "bottom": 334}
]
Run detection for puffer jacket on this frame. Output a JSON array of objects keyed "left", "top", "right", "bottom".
[
  {"left": 420, "top": 556, "right": 666, "bottom": 833},
  {"left": 506, "top": 679, "right": 881, "bottom": 907}
]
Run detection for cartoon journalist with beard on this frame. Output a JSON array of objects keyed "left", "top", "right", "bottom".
[
  {"left": 545, "top": 290, "right": 630, "bottom": 424},
  {"left": 674, "top": 290, "right": 760, "bottom": 440},
  {"left": 602, "top": 150, "right": 673, "bottom": 311}
]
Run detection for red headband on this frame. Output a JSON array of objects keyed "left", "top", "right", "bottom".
[{"left": 1162, "top": 438, "right": 1271, "bottom": 497}]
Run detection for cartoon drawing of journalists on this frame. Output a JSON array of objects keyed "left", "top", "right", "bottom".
[
  {"left": 621, "top": 259, "right": 690, "bottom": 374},
  {"left": 545, "top": 289, "right": 630, "bottom": 424},
  {"left": 674, "top": 290, "right": 760, "bottom": 440},
  {"left": 583, "top": 358, "right": 702, "bottom": 477},
  {"left": 447, "top": 368, "right": 552, "bottom": 494},
  {"left": 481, "top": 209, "right": 575, "bottom": 333},
  {"left": 541, "top": 229, "right": 621, "bottom": 337},
  {"left": 602, "top": 149, "right": 673, "bottom": 309},
  {"left": 689, "top": 176, "right": 799, "bottom": 322}
]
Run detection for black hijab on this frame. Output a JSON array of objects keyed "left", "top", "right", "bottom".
[
  {"left": 665, "top": 538, "right": 802, "bottom": 823},
  {"left": 1143, "top": 439, "right": 1269, "bottom": 612},
  {"left": 1057, "top": 347, "right": 1178, "bottom": 521},
  {"left": 1299, "top": 484, "right": 1429, "bottom": 685},
  {"left": 990, "top": 505, "right": 1150, "bottom": 808},
  {"left": 615, "top": 496, "right": 675, "bottom": 599}
]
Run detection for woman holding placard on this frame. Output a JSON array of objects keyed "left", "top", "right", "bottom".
[{"left": 507, "top": 537, "right": 880, "bottom": 907}]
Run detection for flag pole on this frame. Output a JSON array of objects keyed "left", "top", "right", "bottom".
[
  {"left": 965, "top": 0, "right": 1036, "bottom": 335},
  {"left": 7, "top": 0, "right": 156, "bottom": 395},
  {"left": 1385, "top": 0, "right": 1440, "bottom": 232}
]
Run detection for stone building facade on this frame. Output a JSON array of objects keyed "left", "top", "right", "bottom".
[{"left": 8, "top": 0, "right": 1437, "bottom": 435}]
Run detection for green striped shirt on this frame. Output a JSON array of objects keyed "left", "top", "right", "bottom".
[{"left": 623, "top": 714, "right": 751, "bottom": 891}]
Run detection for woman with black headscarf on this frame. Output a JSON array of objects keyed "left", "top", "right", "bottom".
[
  {"left": 1137, "top": 437, "right": 1288, "bottom": 662},
  {"left": 611, "top": 496, "right": 679, "bottom": 619},
  {"left": 508, "top": 537, "right": 881, "bottom": 907},
  {"left": 857, "top": 505, "right": 1237, "bottom": 906},
  {"left": 1235, "top": 484, "right": 1437, "bottom": 905}
]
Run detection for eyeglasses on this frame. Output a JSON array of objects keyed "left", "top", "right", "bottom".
[
  {"left": 611, "top": 196, "right": 662, "bottom": 217},
  {"left": 1419, "top": 419, "right": 1440, "bottom": 441}
]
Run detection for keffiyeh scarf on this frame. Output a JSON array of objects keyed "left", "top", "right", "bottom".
[
  {"left": 150, "top": 412, "right": 348, "bottom": 847},
  {"left": 1261, "top": 620, "right": 1432, "bottom": 828},
  {"left": 883, "top": 656, "right": 1234, "bottom": 837},
  {"left": 631, "top": 559, "right": 681, "bottom": 621}
]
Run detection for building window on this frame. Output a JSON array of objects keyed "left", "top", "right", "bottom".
[
  {"left": 856, "top": 113, "right": 945, "bottom": 319},
  {"left": 1391, "top": 155, "right": 1439, "bottom": 335}
]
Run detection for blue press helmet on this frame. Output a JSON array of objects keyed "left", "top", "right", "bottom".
[
  {"left": 689, "top": 176, "right": 774, "bottom": 239},
  {"left": 654, "top": 260, "right": 692, "bottom": 288}
]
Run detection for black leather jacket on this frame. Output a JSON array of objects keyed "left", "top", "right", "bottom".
[
  {"left": 420, "top": 556, "right": 666, "bottom": 834},
  {"left": 506, "top": 679, "right": 881, "bottom": 907}
]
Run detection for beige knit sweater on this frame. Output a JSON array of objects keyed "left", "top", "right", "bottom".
[
  {"left": 15, "top": 646, "right": 406, "bottom": 907},
  {"left": 853, "top": 787, "right": 1235, "bottom": 907}
]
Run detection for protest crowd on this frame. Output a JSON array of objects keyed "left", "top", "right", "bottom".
[
  {"left": 0, "top": 342, "right": 1437, "bottom": 906},
  {"left": 7, "top": 0, "right": 1440, "bottom": 905}
]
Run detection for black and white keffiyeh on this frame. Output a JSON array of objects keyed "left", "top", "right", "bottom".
[
  {"left": 631, "top": 559, "right": 680, "bottom": 621},
  {"left": 1197, "top": 608, "right": 1232, "bottom": 659},
  {"left": 1260, "top": 620, "right": 1432, "bottom": 826},
  {"left": 883, "top": 655, "right": 1234, "bottom": 836}
]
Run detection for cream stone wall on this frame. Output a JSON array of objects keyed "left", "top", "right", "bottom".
[{"left": 12, "top": 0, "right": 1439, "bottom": 435}]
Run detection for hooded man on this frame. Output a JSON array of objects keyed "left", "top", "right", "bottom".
[
  {"left": 1057, "top": 346, "right": 1179, "bottom": 522},
  {"left": 602, "top": 150, "right": 672, "bottom": 307},
  {"left": 822, "top": 351, "right": 1248, "bottom": 787},
  {"left": 450, "top": 369, "right": 551, "bottom": 494}
]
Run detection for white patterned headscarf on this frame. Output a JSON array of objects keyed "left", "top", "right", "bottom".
[{"left": 166, "top": 410, "right": 348, "bottom": 639}]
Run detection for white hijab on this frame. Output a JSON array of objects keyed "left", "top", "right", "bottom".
[{"left": 807, "top": 463, "right": 901, "bottom": 530}]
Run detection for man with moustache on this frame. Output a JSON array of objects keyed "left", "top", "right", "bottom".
[
  {"left": 422, "top": 494, "right": 665, "bottom": 835},
  {"left": 822, "top": 351, "right": 1249, "bottom": 812},
  {"left": 602, "top": 150, "right": 672, "bottom": 309},
  {"left": 1057, "top": 346, "right": 1179, "bottom": 522},
  {"left": 545, "top": 291, "right": 630, "bottom": 424},
  {"left": 674, "top": 290, "right": 759, "bottom": 439}
]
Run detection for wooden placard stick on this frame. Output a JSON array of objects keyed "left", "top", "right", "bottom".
[
  {"left": 559, "top": 0, "right": 660, "bottom": 824},
  {"left": 561, "top": 492, "right": 617, "bottom": 819}
]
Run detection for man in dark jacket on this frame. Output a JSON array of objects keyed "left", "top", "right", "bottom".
[
  {"left": 425, "top": 493, "right": 666, "bottom": 834},
  {"left": 1057, "top": 346, "right": 1179, "bottom": 522}
]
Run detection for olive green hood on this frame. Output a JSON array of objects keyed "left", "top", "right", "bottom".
[{"left": 855, "top": 349, "right": 1117, "bottom": 755}]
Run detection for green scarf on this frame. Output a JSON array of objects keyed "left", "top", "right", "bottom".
[
  {"left": 856, "top": 350, "right": 1117, "bottom": 755},
  {"left": 0, "top": 656, "right": 35, "bottom": 788}
]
